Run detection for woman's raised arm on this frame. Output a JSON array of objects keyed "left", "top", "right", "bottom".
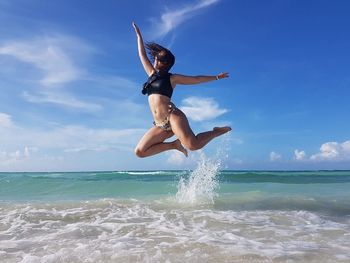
[
  {"left": 172, "top": 72, "right": 229, "bottom": 85},
  {"left": 132, "top": 22, "right": 155, "bottom": 76}
]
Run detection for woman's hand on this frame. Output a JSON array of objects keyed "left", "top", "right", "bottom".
[
  {"left": 217, "top": 72, "right": 229, "bottom": 80},
  {"left": 132, "top": 22, "right": 141, "bottom": 36}
]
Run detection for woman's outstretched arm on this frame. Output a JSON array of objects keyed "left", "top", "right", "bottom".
[
  {"left": 132, "top": 22, "right": 155, "bottom": 76},
  {"left": 172, "top": 72, "right": 229, "bottom": 85}
]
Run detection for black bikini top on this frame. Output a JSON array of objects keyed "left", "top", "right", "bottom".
[{"left": 142, "top": 72, "right": 173, "bottom": 99}]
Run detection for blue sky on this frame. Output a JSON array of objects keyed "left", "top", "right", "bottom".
[{"left": 0, "top": 0, "right": 349, "bottom": 171}]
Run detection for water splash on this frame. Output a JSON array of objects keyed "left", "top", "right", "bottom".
[
  {"left": 175, "top": 132, "right": 232, "bottom": 205},
  {"left": 175, "top": 152, "right": 221, "bottom": 205}
]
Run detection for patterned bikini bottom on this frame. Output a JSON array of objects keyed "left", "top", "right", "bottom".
[{"left": 153, "top": 103, "right": 177, "bottom": 131}]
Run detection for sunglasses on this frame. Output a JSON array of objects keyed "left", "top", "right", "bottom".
[{"left": 155, "top": 54, "right": 169, "bottom": 64}]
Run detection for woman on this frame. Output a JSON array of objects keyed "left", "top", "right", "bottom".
[{"left": 133, "top": 22, "right": 231, "bottom": 158}]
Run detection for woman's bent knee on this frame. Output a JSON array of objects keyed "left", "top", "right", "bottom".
[{"left": 134, "top": 147, "right": 146, "bottom": 158}]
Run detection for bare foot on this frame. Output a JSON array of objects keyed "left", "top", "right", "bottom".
[
  {"left": 213, "top": 126, "right": 232, "bottom": 137},
  {"left": 174, "top": 139, "right": 188, "bottom": 157}
]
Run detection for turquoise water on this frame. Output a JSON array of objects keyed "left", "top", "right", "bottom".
[
  {"left": 1, "top": 170, "right": 350, "bottom": 215},
  {"left": 1, "top": 167, "right": 350, "bottom": 262}
]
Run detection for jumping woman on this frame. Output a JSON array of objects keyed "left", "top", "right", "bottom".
[{"left": 133, "top": 22, "right": 231, "bottom": 158}]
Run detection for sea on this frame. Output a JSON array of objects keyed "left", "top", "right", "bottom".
[{"left": 1, "top": 157, "right": 350, "bottom": 262}]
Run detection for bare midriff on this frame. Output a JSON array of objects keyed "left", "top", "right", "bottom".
[{"left": 148, "top": 94, "right": 172, "bottom": 123}]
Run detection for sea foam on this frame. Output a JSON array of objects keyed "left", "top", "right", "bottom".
[{"left": 1, "top": 201, "right": 350, "bottom": 263}]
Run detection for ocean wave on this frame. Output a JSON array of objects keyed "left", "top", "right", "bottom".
[
  {"left": 218, "top": 170, "right": 350, "bottom": 184},
  {"left": 213, "top": 193, "right": 350, "bottom": 216},
  {"left": 125, "top": 171, "right": 164, "bottom": 175}
]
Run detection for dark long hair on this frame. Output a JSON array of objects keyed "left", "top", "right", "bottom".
[{"left": 145, "top": 42, "right": 175, "bottom": 72}]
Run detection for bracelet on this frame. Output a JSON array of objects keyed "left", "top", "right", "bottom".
[{"left": 216, "top": 75, "right": 219, "bottom": 80}]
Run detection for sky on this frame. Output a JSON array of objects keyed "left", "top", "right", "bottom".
[{"left": 0, "top": 0, "right": 349, "bottom": 171}]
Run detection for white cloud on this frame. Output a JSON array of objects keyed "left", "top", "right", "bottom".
[
  {"left": 0, "top": 123, "right": 146, "bottom": 170},
  {"left": 0, "top": 35, "right": 108, "bottom": 112},
  {"left": 294, "top": 149, "right": 306, "bottom": 160},
  {"left": 270, "top": 151, "right": 282, "bottom": 162},
  {"left": 0, "top": 123, "right": 145, "bottom": 152},
  {"left": 24, "top": 146, "right": 31, "bottom": 158},
  {"left": 22, "top": 91, "right": 102, "bottom": 112},
  {"left": 310, "top": 140, "right": 350, "bottom": 161},
  {"left": 63, "top": 145, "right": 132, "bottom": 153},
  {"left": 0, "top": 146, "right": 38, "bottom": 164},
  {"left": 232, "top": 158, "right": 243, "bottom": 164},
  {"left": 150, "top": 0, "right": 220, "bottom": 38},
  {"left": 40, "top": 126, "right": 144, "bottom": 150},
  {"left": 0, "top": 35, "right": 90, "bottom": 87},
  {"left": 0, "top": 112, "right": 13, "bottom": 127},
  {"left": 0, "top": 35, "right": 144, "bottom": 113},
  {"left": 179, "top": 97, "right": 228, "bottom": 122},
  {"left": 166, "top": 151, "right": 186, "bottom": 165},
  {"left": 166, "top": 149, "right": 204, "bottom": 167}
]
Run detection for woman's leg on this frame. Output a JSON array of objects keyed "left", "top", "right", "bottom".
[
  {"left": 170, "top": 109, "right": 231, "bottom": 151},
  {"left": 135, "top": 126, "right": 187, "bottom": 158}
]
